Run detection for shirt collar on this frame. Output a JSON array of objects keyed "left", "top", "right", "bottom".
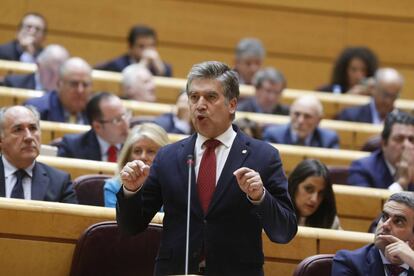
[
  {"left": 96, "top": 134, "right": 122, "bottom": 155},
  {"left": 196, "top": 125, "right": 236, "bottom": 151},
  {"left": 2, "top": 155, "right": 35, "bottom": 178}
]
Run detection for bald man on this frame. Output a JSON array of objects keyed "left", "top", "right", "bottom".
[
  {"left": 24, "top": 57, "right": 92, "bottom": 124},
  {"left": 4, "top": 44, "right": 69, "bottom": 91},
  {"left": 263, "top": 95, "right": 340, "bottom": 148},
  {"left": 337, "top": 68, "right": 403, "bottom": 124},
  {"left": 121, "top": 63, "right": 156, "bottom": 102}
]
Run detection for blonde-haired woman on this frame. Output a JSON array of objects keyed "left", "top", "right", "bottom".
[{"left": 104, "top": 123, "right": 169, "bottom": 207}]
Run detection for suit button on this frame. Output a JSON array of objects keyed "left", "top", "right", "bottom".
[{"left": 203, "top": 219, "right": 207, "bottom": 224}]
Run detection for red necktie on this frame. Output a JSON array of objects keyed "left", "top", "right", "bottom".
[
  {"left": 386, "top": 264, "right": 406, "bottom": 276},
  {"left": 197, "top": 139, "right": 221, "bottom": 214},
  {"left": 107, "top": 145, "right": 118, "bottom": 162}
]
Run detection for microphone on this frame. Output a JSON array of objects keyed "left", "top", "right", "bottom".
[{"left": 185, "top": 154, "right": 194, "bottom": 275}]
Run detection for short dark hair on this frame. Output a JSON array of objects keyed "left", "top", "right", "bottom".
[
  {"left": 86, "top": 92, "right": 114, "bottom": 125},
  {"left": 127, "top": 25, "right": 157, "bottom": 47},
  {"left": 288, "top": 159, "right": 337, "bottom": 229},
  {"left": 19, "top": 12, "right": 48, "bottom": 34},
  {"left": 331, "top": 46, "right": 378, "bottom": 91},
  {"left": 381, "top": 111, "right": 414, "bottom": 143}
]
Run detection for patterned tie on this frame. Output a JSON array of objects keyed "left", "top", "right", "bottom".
[
  {"left": 11, "top": 169, "right": 28, "bottom": 199},
  {"left": 107, "top": 145, "right": 118, "bottom": 162},
  {"left": 386, "top": 264, "right": 406, "bottom": 276},
  {"left": 197, "top": 139, "right": 221, "bottom": 214}
]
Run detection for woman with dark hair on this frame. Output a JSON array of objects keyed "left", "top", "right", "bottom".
[
  {"left": 288, "top": 159, "right": 341, "bottom": 229},
  {"left": 318, "top": 46, "right": 378, "bottom": 95}
]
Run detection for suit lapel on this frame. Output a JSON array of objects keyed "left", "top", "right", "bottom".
[
  {"left": 31, "top": 163, "right": 49, "bottom": 201},
  {"left": 366, "top": 245, "right": 386, "bottom": 276},
  {"left": 0, "top": 158, "right": 6, "bottom": 197},
  {"left": 207, "top": 131, "right": 249, "bottom": 214},
  {"left": 177, "top": 134, "right": 203, "bottom": 216}
]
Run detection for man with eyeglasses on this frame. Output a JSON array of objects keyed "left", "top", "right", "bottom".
[
  {"left": 348, "top": 111, "right": 414, "bottom": 190},
  {"left": 57, "top": 92, "right": 130, "bottom": 162},
  {"left": 24, "top": 57, "right": 92, "bottom": 124},
  {"left": 337, "top": 67, "right": 403, "bottom": 124},
  {"left": 0, "top": 13, "right": 47, "bottom": 63}
]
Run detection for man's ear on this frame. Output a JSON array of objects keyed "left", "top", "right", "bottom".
[
  {"left": 92, "top": 121, "right": 102, "bottom": 133},
  {"left": 229, "top": 98, "right": 237, "bottom": 115}
]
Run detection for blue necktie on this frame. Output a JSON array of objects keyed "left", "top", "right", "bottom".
[{"left": 11, "top": 169, "right": 27, "bottom": 199}]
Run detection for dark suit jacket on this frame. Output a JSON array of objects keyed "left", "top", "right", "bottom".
[
  {"left": 0, "top": 40, "right": 42, "bottom": 61},
  {"left": 4, "top": 73, "right": 36, "bottom": 90},
  {"left": 262, "top": 124, "right": 340, "bottom": 148},
  {"left": 116, "top": 126, "right": 297, "bottom": 276},
  {"left": 237, "top": 97, "right": 290, "bottom": 115},
  {"left": 336, "top": 103, "right": 373, "bottom": 123},
  {"left": 154, "top": 113, "right": 190, "bottom": 134},
  {"left": 95, "top": 53, "right": 173, "bottom": 77},
  {"left": 347, "top": 150, "right": 411, "bottom": 190},
  {"left": 57, "top": 129, "right": 102, "bottom": 161},
  {"left": 0, "top": 157, "right": 77, "bottom": 203},
  {"left": 332, "top": 243, "right": 414, "bottom": 276},
  {"left": 24, "top": 91, "right": 88, "bottom": 124}
]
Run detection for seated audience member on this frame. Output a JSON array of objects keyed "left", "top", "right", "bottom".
[
  {"left": 348, "top": 111, "right": 414, "bottom": 190},
  {"left": 332, "top": 192, "right": 414, "bottom": 275},
  {"left": 154, "top": 91, "right": 192, "bottom": 134},
  {"left": 121, "top": 64, "right": 156, "bottom": 102},
  {"left": 233, "top": 38, "right": 265, "bottom": 85},
  {"left": 0, "top": 13, "right": 47, "bottom": 63},
  {"left": 288, "top": 159, "right": 341, "bottom": 229},
  {"left": 24, "top": 57, "right": 91, "bottom": 124},
  {"left": 57, "top": 92, "right": 130, "bottom": 162},
  {"left": 237, "top": 67, "right": 289, "bottom": 115},
  {"left": 104, "top": 123, "right": 169, "bottom": 207},
  {"left": 318, "top": 46, "right": 378, "bottom": 95},
  {"left": 263, "top": 95, "right": 339, "bottom": 148},
  {"left": 4, "top": 44, "right": 69, "bottom": 92},
  {"left": 95, "top": 25, "right": 172, "bottom": 77},
  {"left": 337, "top": 68, "right": 403, "bottom": 124},
  {"left": 0, "top": 105, "right": 77, "bottom": 203}
]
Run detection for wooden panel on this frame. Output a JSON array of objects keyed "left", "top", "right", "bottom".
[
  {"left": 36, "top": 155, "right": 117, "bottom": 179},
  {"left": 263, "top": 228, "right": 317, "bottom": 260},
  {"left": 340, "top": 218, "right": 372, "bottom": 233},
  {"left": 0, "top": 238, "right": 74, "bottom": 276}
]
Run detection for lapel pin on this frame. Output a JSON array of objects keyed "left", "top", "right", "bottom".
[{"left": 242, "top": 149, "right": 247, "bottom": 154}]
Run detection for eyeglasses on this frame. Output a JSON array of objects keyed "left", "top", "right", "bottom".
[
  {"left": 99, "top": 111, "right": 131, "bottom": 125},
  {"left": 21, "top": 24, "right": 44, "bottom": 34}
]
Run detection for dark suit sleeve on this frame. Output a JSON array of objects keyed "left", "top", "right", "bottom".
[
  {"left": 347, "top": 160, "right": 371, "bottom": 187},
  {"left": 262, "top": 125, "right": 278, "bottom": 143},
  {"left": 116, "top": 148, "right": 164, "bottom": 235},
  {"left": 57, "top": 136, "right": 75, "bottom": 158},
  {"left": 253, "top": 144, "right": 297, "bottom": 243},
  {"left": 332, "top": 250, "right": 359, "bottom": 275},
  {"left": 59, "top": 173, "right": 78, "bottom": 204},
  {"left": 328, "top": 131, "right": 340, "bottom": 149}
]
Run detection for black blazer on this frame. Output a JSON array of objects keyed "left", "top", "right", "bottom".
[
  {"left": 116, "top": 126, "right": 297, "bottom": 276},
  {"left": 57, "top": 129, "right": 102, "bottom": 161},
  {"left": 0, "top": 157, "right": 77, "bottom": 203}
]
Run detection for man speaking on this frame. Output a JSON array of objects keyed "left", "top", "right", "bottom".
[{"left": 117, "top": 61, "right": 297, "bottom": 275}]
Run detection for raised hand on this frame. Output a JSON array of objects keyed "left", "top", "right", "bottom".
[
  {"left": 120, "top": 160, "right": 150, "bottom": 192},
  {"left": 233, "top": 167, "right": 264, "bottom": 201}
]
